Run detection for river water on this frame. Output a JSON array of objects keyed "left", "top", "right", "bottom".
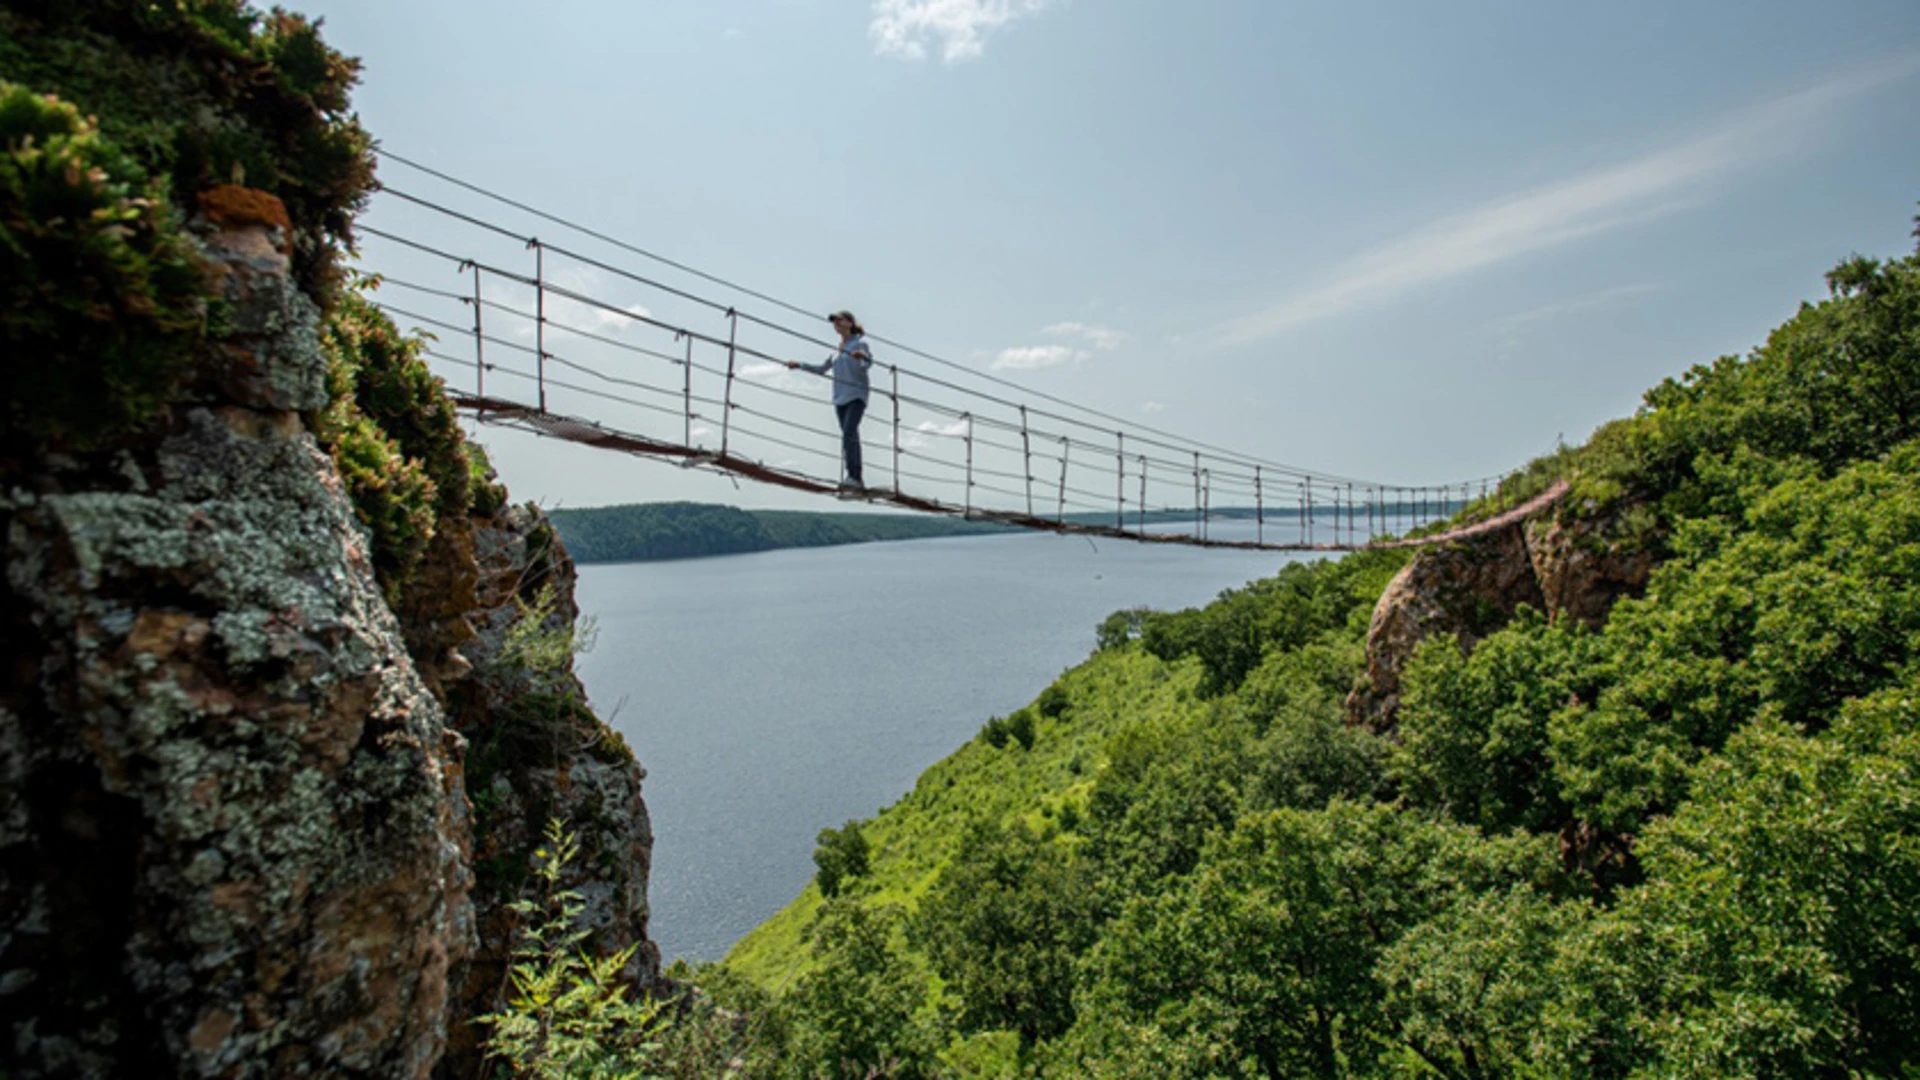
[{"left": 574, "top": 524, "right": 1306, "bottom": 961}]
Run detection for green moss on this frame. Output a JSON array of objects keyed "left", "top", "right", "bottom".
[
  {"left": 316, "top": 287, "right": 473, "bottom": 601},
  {"left": 466, "top": 441, "right": 509, "bottom": 517},
  {"left": 585, "top": 726, "right": 636, "bottom": 766}
]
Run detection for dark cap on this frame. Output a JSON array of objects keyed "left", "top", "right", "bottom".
[{"left": 828, "top": 310, "right": 857, "bottom": 325}]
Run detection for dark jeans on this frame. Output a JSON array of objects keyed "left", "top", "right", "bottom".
[{"left": 835, "top": 398, "right": 866, "bottom": 485}]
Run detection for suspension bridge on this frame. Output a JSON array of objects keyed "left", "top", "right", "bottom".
[{"left": 358, "top": 151, "right": 1569, "bottom": 554}]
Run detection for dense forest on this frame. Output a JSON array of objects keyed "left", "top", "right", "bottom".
[
  {"left": 547, "top": 502, "right": 1013, "bottom": 562},
  {"left": 674, "top": 221, "right": 1920, "bottom": 1079}
]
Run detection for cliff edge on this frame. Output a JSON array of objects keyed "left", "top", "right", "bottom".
[{"left": 0, "top": 6, "right": 655, "bottom": 1077}]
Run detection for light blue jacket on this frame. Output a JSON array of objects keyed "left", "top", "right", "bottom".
[{"left": 804, "top": 334, "right": 873, "bottom": 406}]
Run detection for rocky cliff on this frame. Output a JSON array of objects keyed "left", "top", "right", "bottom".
[
  {"left": 1348, "top": 495, "right": 1662, "bottom": 731},
  {"left": 0, "top": 6, "right": 655, "bottom": 1077},
  {"left": 440, "top": 502, "right": 658, "bottom": 1078}
]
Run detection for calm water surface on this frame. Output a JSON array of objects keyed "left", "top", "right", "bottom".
[{"left": 574, "top": 525, "right": 1306, "bottom": 961}]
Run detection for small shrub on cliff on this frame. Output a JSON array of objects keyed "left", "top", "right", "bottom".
[
  {"left": 1095, "top": 607, "right": 1150, "bottom": 651},
  {"left": 465, "top": 582, "right": 620, "bottom": 803},
  {"left": 0, "top": 83, "right": 207, "bottom": 452},
  {"left": 479, "top": 819, "right": 668, "bottom": 1080},
  {"left": 812, "top": 819, "right": 871, "bottom": 899},
  {"left": 1037, "top": 683, "right": 1070, "bottom": 720},
  {"left": 318, "top": 286, "right": 473, "bottom": 600},
  {"left": 502, "top": 581, "right": 600, "bottom": 678},
  {"left": 326, "top": 408, "right": 438, "bottom": 597},
  {"left": 469, "top": 440, "right": 511, "bottom": 516},
  {"left": 978, "top": 715, "right": 1011, "bottom": 749},
  {"left": 977, "top": 709, "right": 1036, "bottom": 751},
  {"left": 324, "top": 287, "right": 471, "bottom": 516}
]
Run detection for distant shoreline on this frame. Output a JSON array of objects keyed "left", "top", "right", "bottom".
[
  {"left": 546, "top": 502, "right": 1017, "bottom": 564},
  {"left": 548, "top": 500, "right": 1470, "bottom": 564}
]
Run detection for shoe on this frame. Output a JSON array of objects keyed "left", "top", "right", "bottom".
[{"left": 836, "top": 480, "right": 865, "bottom": 500}]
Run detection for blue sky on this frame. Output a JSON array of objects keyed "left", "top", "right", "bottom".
[{"left": 301, "top": 0, "right": 1920, "bottom": 511}]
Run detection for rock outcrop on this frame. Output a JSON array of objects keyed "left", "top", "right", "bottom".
[
  {"left": 0, "top": 185, "right": 655, "bottom": 1078},
  {"left": 1523, "top": 507, "right": 1663, "bottom": 631},
  {"left": 2, "top": 10, "right": 658, "bottom": 1076},
  {"left": 1347, "top": 499, "right": 1660, "bottom": 731},
  {"left": 1, "top": 213, "right": 473, "bottom": 1077}
]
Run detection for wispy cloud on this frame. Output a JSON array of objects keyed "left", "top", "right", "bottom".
[
  {"left": 1140, "top": 401, "right": 1166, "bottom": 415},
  {"left": 993, "top": 344, "right": 1088, "bottom": 370},
  {"left": 870, "top": 0, "right": 1062, "bottom": 63},
  {"left": 1487, "top": 283, "right": 1658, "bottom": 342},
  {"left": 1215, "top": 55, "right": 1920, "bottom": 345},
  {"left": 1043, "top": 321, "right": 1126, "bottom": 350},
  {"left": 494, "top": 267, "right": 653, "bottom": 340}
]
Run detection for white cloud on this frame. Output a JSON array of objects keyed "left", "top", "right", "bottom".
[
  {"left": 1141, "top": 401, "right": 1166, "bottom": 414},
  {"left": 985, "top": 321, "right": 1121, "bottom": 372},
  {"left": 1216, "top": 54, "right": 1920, "bottom": 345},
  {"left": 738, "top": 360, "right": 801, "bottom": 390},
  {"left": 902, "top": 416, "right": 969, "bottom": 449},
  {"left": 870, "top": 0, "right": 1062, "bottom": 63},
  {"left": 574, "top": 300, "right": 653, "bottom": 334},
  {"left": 992, "top": 344, "right": 1089, "bottom": 370},
  {"left": 1043, "top": 321, "right": 1126, "bottom": 350}
]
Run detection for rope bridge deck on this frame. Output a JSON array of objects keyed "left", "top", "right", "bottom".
[{"left": 452, "top": 392, "right": 1569, "bottom": 554}]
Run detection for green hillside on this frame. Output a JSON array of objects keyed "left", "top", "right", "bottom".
[
  {"left": 547, "top": 502, "right": 1013, "bottom": 562},
  {"left": 685, "top": 221, "right": 1920, "bottom": 1079}
]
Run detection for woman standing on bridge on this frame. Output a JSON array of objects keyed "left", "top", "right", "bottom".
[{"left": 790, "top": 310, "right": 874, "bottom": 496}]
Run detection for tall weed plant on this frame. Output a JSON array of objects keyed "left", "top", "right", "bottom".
[{"left": 479, "top": 820, "right": 666, "bottom": 1080}]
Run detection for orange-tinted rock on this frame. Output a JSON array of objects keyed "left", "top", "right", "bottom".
[{"left": 197, "top": 185, "right": 293, "bottom": 235}]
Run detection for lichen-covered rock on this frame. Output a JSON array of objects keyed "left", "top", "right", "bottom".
[
  {"left": 0, "top": 213, "right": 472, "bottom": 1079},
  {"left": 194, "top": 207, "right": 329, "bottom": 414}
]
